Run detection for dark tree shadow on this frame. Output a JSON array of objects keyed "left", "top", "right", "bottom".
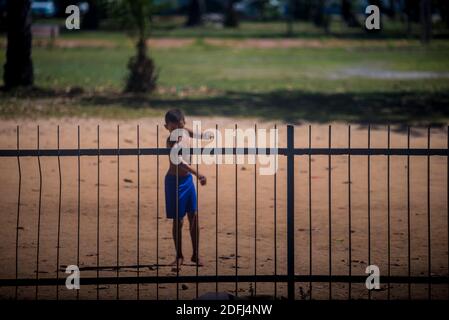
[
  {"left": 2, "top": 86, "right": 448, "bottom": 128},
  {"left": 0, "top": 85, "right": 85, "bottom": 98},
  {"left": 78, "top": 89, "right": 449, "bottom": 127}
]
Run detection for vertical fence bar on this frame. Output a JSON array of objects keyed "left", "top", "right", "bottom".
[
  {"left": 96, "top": 125, "right": 100, "bottom": 300},
  {"left": 254, "top": 123, "right": 257, "bottom": 296},
  {"left": 407, "top": 126, "right": 411, "bottom": 299},
  {"left": 36, "top": 126, "right": 42, "bottom": 300},
  {"left": 116, "top": 125, "right": 120, "bottom": 299},
  {"left": 447, "top": 125, "right": 449, "bottom": 300},
  {"left": 387, "top": 125, "right": 391, "bottom": 300},
  {"left": 137, "top": 125, "right": 140, "bottom": 300},
  {"left": 348, "top": 125, "right": 352, "bottom": 300},
  {"left": 308, "top": 125, "right": 312, "bottom": 300},
  {"left": 287, "top": 125, "right": 295, "bottom": 300},
  {"left": 328, "top": 125, "right": 332, "bottom": 300},
  {"left": 196, "top": 123, "right": 199, "bottom": 299},
  {"left": 156, "top": 125, "right": 159, "bottom": 300},
  {"left": 273, "top": 124, "right": 277, "bottom": 299},
  {"left": 56, "top": 126, "right": 62, "bottom": 300},
  {"left": 235, "top": 124, "right": 238, "bottom": 297},
  {"left": 77, "top": 126, "right": 80, "bottom": 300},
  {"left": 15, "top": 126, "right": 21, "bottom": 300},
  {"left": 176, "top": 139, "right": 179, "bottom": 300},
  {"left": 4, "top": 124, "right": 449, "bottom": 298},
  {"left": 427, "top": 126, "right": 431, "bottom": 300},
  {"left": 215, "top": 124, "right": 219, "bottom": 294},
  {"left": 368, "top": 125, "right": 371, "bottom": 300}
]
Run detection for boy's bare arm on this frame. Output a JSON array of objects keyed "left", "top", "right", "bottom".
[
  {"left": 179, "top": 162, "right": 207, "bottom": 185},
  {"left": 185, "top": 127, "right": 214, "bottom": 140}
]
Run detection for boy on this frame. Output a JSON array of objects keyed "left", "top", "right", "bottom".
[{"left": 164, "top": 109, "right": 209, "bottom": 269}]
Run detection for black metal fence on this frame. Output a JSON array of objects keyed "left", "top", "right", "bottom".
[{"left": 0, "top": 124, "right": 448, "bottom": 300}]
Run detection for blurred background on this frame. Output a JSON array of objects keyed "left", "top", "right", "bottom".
[{"left": 1, "top": 0, "right": 449, "bottom": 124}]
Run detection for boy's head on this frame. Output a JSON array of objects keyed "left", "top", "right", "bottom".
[{"left": 164, "top": 109, "right": 185, "bottom": 132}]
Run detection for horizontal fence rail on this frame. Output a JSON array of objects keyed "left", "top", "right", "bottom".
[
  {"left": 1, "top": 148, "right": 448, "bottom": 157},
  {"left": 0, "top": 124, "right": 448, "bottom": 300},
  {"left": 1, "top": 275, "right": 448, "bottom": 287}
]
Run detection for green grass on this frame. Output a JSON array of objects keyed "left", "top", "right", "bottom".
[
  {"left": 1, "top": 32, "right": 449, "bottom": 124},
  {"left": 6, "top": 43, "right": 449, "bottom": 92}
]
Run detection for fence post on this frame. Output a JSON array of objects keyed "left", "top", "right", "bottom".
[{"left": 287, "top": 125, "right": 295, "bottom": 300}]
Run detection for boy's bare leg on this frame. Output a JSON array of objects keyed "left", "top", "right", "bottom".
[
  {"left": 188, "top": 212, "right": 203, "bottom": 266},
  {"left": 170, "top": 218, "right": 184, "bottom": 267}
]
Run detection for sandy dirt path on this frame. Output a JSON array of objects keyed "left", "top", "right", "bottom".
[
  {"left": 0, "top": 38, "right": 424, "bottom": 50},
  {"left": 0, "top": 117, "right": 448, "bottom": 300}
]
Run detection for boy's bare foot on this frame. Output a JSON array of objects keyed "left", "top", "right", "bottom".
[
  {"left": 169, "top": 256, "right": 184, "bottom": 271},
  {"left": 191, "top": 255, "right": 204, "bottom": 267}
]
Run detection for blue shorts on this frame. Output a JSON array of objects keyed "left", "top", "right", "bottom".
[{"left": 165, "top": 174, "right": 197, "bottom": 219}]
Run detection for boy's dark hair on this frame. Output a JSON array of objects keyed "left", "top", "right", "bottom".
[{"left": 165, "top": 109, "right": 185, "bottom": 124}]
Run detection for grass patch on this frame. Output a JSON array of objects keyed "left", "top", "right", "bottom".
[{"left": 1, "top": 35, "right": 449, "bottom": 124}]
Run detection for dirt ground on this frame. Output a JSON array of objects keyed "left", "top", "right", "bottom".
[
  {"left": 0, "top": 117, "right": 448, "bottom": 300},
  {"left": 0, "top": 38, "right": 423, "bottom": 50}
]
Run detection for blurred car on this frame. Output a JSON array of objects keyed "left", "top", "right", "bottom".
[{"left": 31, "top": 0, "right": 56, "bottom": 18}]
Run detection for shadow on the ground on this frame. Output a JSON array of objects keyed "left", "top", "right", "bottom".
[
  {"left": 78, "top": 89, "right": 449, "bottom": 127},
  {"left": 1, "top": 86, "right": 448, "bottom": 127},
  {"left": 150, "top": 25, "right": 449, "bottom": 40}
]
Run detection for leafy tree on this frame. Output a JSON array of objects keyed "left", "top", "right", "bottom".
[{"left": 112, "top": 0, "right": 158, "bottom": 93}]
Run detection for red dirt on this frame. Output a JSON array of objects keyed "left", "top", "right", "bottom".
[{"left": 0, "top": 117, "right": 448, "bottom": 300}]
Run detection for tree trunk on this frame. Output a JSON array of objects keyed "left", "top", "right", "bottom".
[
  {"left": 224, "top": 0, "right": 239, "bottom": 27},
  {"left": 420, "top": 0, "right": 432, "bottom": 44},
  {"left": 341, "top": 0, "right": 361, "bottom": 28},
  {"left": 388, "top": 0, "right": 396, "bottom": 19},
  {"left": 313, "top": 0, "right": 329, "bottom": 33},
  {"left": 312, "top": 0, "right": 325, "bottom": 27},
  {"left": 439, "top": 0, "right": 449, "bottom": 28},
  {"left": 286, "top": 0, "right": 294, "bottom": 36},
  {"left": 3, "top": 0, "right": 33, "bottom": 89},
  {"left": 404, "top": 0, "right": 413, "bottom": 38},
  {"left": 185, "top": 0, "right": 203, "bottom": 27},
  {"left": 81, "top": 0, "right": 100, "bottom": 30}
]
